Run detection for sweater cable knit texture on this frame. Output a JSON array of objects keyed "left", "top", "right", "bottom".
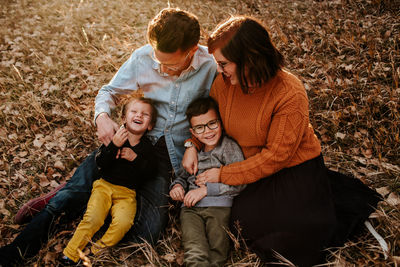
[{"left": 210, "top": 70, "right": 321, "bottom": 185}]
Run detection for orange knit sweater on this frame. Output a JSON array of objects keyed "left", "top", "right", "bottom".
[{"left": 211, "top": 70, "right": 322, "bottom": 185}]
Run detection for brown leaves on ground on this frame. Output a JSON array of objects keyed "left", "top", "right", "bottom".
[{"left": 0, "top": 0, "right": 399, "bottom": 266}]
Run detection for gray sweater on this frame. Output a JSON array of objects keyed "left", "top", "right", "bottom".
[{"left": 171, "top": 135, "right": 246, "bottom": 207}]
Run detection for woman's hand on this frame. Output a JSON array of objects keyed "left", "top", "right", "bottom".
[
  {"left": 183, "top": 186, "right": 207, "bottom": 207},
  {"left": 182, "top": 146, "right": 198, "bottom": 175},
  {"left": 169, "top": 184, "right": 185, "bottom": 202},
  {"left": 195, "top": 167, "right": 221, "bottom": 186}
]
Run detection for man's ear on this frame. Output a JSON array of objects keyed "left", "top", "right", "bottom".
[{"left": 189, "top": 128, "right": 194, "bottom": 136}]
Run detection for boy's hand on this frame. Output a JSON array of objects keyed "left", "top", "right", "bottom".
[
  {"left": 183, "top": 186, "right": 207, "bottom": 207},
  {"left": 169, "top": 184, "right": 185, "bottom": 202},
  {"left": 96, "top": 113, "right": 119, "bottom": 146},
  {"left": 112, "top": 127, "right": 128, "bottom": 147},
  {"left": 119, "top": 147, "right": 137, "bottom": 161}
]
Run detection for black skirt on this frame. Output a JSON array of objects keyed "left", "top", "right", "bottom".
[{"left": 230, "top": 155, "right": 381, "bottom": 267}]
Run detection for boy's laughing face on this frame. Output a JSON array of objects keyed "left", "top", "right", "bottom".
[{"left": 124, "top": 100, "right": 153, "bottom": 135}]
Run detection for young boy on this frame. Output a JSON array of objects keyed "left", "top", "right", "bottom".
[
  {"left": 62, "top": 97, "right": 157, "bottom": 263},
  {"left": 169, "top": 97, "right": 245, "bottom": 267}
]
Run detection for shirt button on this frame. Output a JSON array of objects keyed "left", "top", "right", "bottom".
[
  {"left": 171, "top": 101, "right": 175, "bottom": 104},
  {"left": 169, "top": 114, "right": 173, "bottom": 117}
]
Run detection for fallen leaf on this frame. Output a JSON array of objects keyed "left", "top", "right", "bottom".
[
  {"left": 52, "top": 172, "right": 62, "bottom": 179},
  {"left": 386, "top": 192, "right": 400, "bottom": 206},
  {"left": 335, "top": 132, "right": 346, "bottom": 139},
  {"left": 176, "top": 250, "right": 184, "bottom": 266},
  {"left": 33, "top": 134, "right": 45, "bottom": 148},
  {"left": 50, "top": 180, "right": 60, "bottom": 188},
  {"left": 78, "top": 248, "right": 92, "bottom": 267},
  {"left": 43, "top": 251, "right": 57, "bottom": 265},
  {"left": 8, "top": 133, "right": 18, "bottom": 140},
  {"left": 376, "top": 187, "right": 390, "bottom": 197},
  {"left": 54, "top": 243, "right": 64, "bottom": 253},
  {"left": 18, "top": 151, "right": 28, "bottom": 158},
  {"left": 361, "top": 148, "right": 373, "bottom": 159},
  {"left": 0, "top": 200, "right": 10, "bottom": 217},
  {"left": 58, "top": 137, "right": 67, "bottom": 151},
  {"left": 0, "top": 127, "right": 7, "bottom": 139},
  {"left": 354, "top": 132, "right": 362, "bottom": 139},
  {"left": 54, "top": 160, "right": 65, "bottom": 170},
  {"left": 46, "top": 167, "right": 55, "bottom": 179},
  {"left": 39, "top": 173, "right": 50, "bottom": 187},
  {"left": 161, "top": 253, "right": 175, "bottom": 263}
]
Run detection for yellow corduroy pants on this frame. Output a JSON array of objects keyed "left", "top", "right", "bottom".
[{"left": 63, "top": 179, "right": 136, "bottom": 262}]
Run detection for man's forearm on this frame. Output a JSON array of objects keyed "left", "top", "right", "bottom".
[{"left": 95, "top": 112, "right": 110, "bottom": 127}]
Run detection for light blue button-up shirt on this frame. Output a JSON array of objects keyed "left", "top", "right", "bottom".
[{"left": 95, "top": 44, "right": 217, "bottom": 173}]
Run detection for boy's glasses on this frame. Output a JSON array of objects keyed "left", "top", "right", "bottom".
[{"left": 191, "top": 119, "right": 220, "bottom": 134}]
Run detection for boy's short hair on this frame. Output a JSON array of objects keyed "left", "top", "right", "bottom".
[
  {"left": 122, "top": 97, "right": 158, "bottom": 126},
  {"left": 147, "top": 7, "right": 200, "bottom": 53},
  {"left": 185, "top": 97, "right": 220, "bottom": 125}
]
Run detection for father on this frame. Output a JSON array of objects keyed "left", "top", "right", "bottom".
[{"left": 0, "top": 7, "right": 216, "bottom": 266}]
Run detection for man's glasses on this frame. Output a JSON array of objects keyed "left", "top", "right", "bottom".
[
  {"left": 191, "top": 119, "right": 220, "bottom": 134},
  {"left": 151, "top": 50, "right": 191, "bottom": 72}
]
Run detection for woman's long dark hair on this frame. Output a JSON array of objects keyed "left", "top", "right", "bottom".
[{"left": 208, "top": 16, "right": 284, "bottom": 93}]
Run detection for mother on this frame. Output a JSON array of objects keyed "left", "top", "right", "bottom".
[{"left": 183, "top": 16, "right": 380, "bottom": 266}]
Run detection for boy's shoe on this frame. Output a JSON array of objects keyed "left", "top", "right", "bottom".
[
  {"left": 59, "top": 255, "right": 77, "bottom": 266},
  {"left": 14, "top": 182, "right": 67, "bottom": 224}
]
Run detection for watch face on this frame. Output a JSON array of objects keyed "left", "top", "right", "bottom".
[{"left": 184, "top": 142, "right": 193, "bottom": 148}]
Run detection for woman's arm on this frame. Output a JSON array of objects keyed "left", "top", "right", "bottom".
[
  {"left": 182, "top": 145, "right": 199, "bottom": 175},
  {"left": 220, "top": 92, "right": 320, "bottom": 185}
]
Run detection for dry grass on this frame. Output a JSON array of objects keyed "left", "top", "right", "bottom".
[{"left": 0, "top": 0, "right": 399, "bottom": 266}]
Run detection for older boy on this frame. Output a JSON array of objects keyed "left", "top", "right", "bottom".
[{"left": 170, "top": 97, "right": 245, "bottom": 267}]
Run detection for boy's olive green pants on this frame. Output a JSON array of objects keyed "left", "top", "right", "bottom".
[
  {"left": 180, "top": 206, "right": 231, "bottom": 267},
  {"left": 63, "top": 179, "right": 136, "bottom": 262}
]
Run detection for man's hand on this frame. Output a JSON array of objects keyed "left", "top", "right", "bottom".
[
  {"left": 182, "top": 146, "right": 198, "bottom": 175},
  {"left": 169, "top": 184, "right": 185, "bottom": 202},
  {"left": 96, "top": 113, "right": 119, "bottom": 145},
  {"left": 195, "top": 168, "right": 221, "bottom": 186},
  {"left": 183, "top": 186, "right": 207, "bottom": 207},
  {"left": 119, "top": 147, "right": 137, "bottom": 161}
]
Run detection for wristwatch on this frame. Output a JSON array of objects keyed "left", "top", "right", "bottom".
[{"left": 184, "top": 141, "right": 193, "bottom": 148}]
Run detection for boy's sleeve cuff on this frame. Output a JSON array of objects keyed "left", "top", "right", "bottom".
[{"left": 206, "top": 183, "right": 220, "bottom": 196}]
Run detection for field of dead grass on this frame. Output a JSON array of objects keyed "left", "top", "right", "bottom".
[{"left": 0, "top": 0, "right": 399, "bottom": 266}]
